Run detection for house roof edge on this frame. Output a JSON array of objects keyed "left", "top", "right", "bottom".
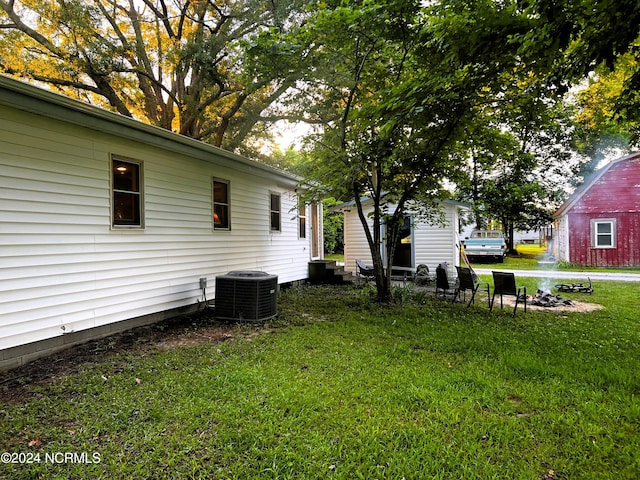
[{"left": 0, "top": 74, "right": 300, "bottom": 186}]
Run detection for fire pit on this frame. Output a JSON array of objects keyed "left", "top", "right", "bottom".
[
  {"left": 554, "top": 278, "right": 593, "bottom": 294},
  {"left": 528, "top": 289, "right": 574, "bottom": 308}
]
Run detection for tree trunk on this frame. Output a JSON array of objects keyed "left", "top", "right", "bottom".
[
  {"left": 353, "top": 187, "right": 395, "bottom": 303},
  {"left": 507, "top": 221, "right": 516, "bottom": 254}
]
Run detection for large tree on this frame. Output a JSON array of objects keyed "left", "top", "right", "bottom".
[
  {"left": 456, "top": 75, "right": 584, "bottom": 252},
  {"left": 0, "top": 0, "right": 310, "bottom": 150},
  {"left": 570, "top": 59, "right": 635, "bottom": 169},
  {"left": 297, "top": 0, "right": 534, "bottom": 301},
  {"left": 518, "top": 0, "right": 640, "bottom": 144}
]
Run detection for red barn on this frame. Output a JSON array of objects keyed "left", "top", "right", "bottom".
[{"left": 552, "top": 153, "right": 640, "bottom": 267}]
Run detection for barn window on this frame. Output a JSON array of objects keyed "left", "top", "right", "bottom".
[
  {"left": 270, "top": 193, "right": 281, "bottom": 232},
  {"left": 112, "top": 158, "right": 143, "bottom": 227},
  {"left": 213, "top": 179, "right": 230, "bottom": 230},
  {"left": 591, "top": 219, "right": 616, "bottom": 248}
]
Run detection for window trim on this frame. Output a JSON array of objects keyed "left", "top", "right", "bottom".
[
  {"left": 591, "top": 218, "right": 616, "bottom": 249},
  {"left": 269, "top": 192, "right": 281, "bottom": 233},
  {"left": 213, "top": 178, "right": 231, "bottom": 231},
  {"left": 111, "top": 156, "right": 143, "bottom": 229}
]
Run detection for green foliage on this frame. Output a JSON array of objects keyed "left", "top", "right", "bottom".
[
  {"left": 322, "top": 198, "right": 344, "bottom": 254},
  {"left": 0, "top": 0, "right": 311, "bottom": 151},
  {"left": 517, "top": 0, "right": 640, "bottom": 145},
  {"left": 297, "top": 0, "right": 542, "bottom": 301},
  {"left": 453, "top": 54, "right": 588, "bottom": 242},
  {"left": 572, "top": 61, "right": 634, "bottom": 164}
]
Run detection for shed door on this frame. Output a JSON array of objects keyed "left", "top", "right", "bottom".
[{"left": 381, "top": 215, "right": 414, "bottom": 274}]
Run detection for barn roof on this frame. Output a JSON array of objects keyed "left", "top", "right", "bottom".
[
  {"left": 553, "top": 152, "right": 640, "bottom": 219},
  {"left": 0, "top": 74, "right": 300, "bottom": 187}
]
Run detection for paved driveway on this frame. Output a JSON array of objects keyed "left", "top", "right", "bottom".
[{"left": 473, "top": 268, "right": 640, "bottom": 282}]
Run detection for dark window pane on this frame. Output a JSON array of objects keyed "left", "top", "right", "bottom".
[
  {"left": 270, "top": 193, "right": 281, "bottom": 231},
  {"left": 214, "top": 204, "right": 229, "bottom": 229},
  {"left": 112, "top": 159, "right": 141, "bottom": 226},
  {"left": 213, "top": 180, "right": 230, "bottom": 230},
  {"left": 213, "top": 181, "right": 228, "bottom": 203},
  {"left": 598, "top": 236, "right": 612, "bottom": 246},
  {"left": 298, "top": 203, "right": 306, "bottom": 238},
  {"left": 271, "top": 212, "right": 281, "bottom": 231},
  {"left": 113, "top": 192, "right": 140, "bottom": 225},
  {"left": 299, "top": 217, "right": 306, "bottom": 238},
  {"left": 270, "top": 194, "right": 280, "bottom": 212},
  {"left": 113, "top": 160, "right": 139, "bottom": 192}
]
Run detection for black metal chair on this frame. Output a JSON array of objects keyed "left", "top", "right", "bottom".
[
  {"left": 355, "top": 258, "right": 375, "bottom": 283},
  {"left": 453, "top": 266, "right": 490, "bottom": 307},
  {"left": 490, "top": 271, "right": 527, "bottom": 316},
  {"left": 435, "top": 263, "right": 458, "bottom": 300}
]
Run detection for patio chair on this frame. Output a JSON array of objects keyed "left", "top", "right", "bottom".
[
  {"left": 435, "top": 263, "right": 458, "bottom": 300},
  {"left": 355, "top": 258, "right": 375, "bottom": 283},
  {"left": 490, "top": 271, "right": 527, "bottom": 316},
  {"left": 453, "top": 266, "right": 490, "bottom": 308}
]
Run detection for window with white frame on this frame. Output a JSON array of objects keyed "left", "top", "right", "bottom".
[
  {"left": 591, "top": 218, "right": 616, "bottom": 248},
  {"left": 270, "top": 193, "right": 281, "bottom": 232},
  {"left": 213, "top": 179, "right": 230, "bottom": 230},
  {"left": 112, "top": 157, "right": 143, "bottom": 227},
  {"left": 298, "top": 200, "right": 307, "bottom": 239}
]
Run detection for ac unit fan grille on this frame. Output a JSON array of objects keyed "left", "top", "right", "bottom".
[{"left": 215, "top": 271, "right": 278, "bottom": 321}]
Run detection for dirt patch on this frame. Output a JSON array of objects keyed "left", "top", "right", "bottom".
[
  {"left": 491, "top": 295, "right": 603, "bottom": 313},
  {"left": 0, "top": 310, "right": 238, "bottom": 405},
  {"left": 418, "top": 284, "right": 603, "bottom": 313},
  {"left": 153, "top": 326, "right": 236, "bottom": 350}
]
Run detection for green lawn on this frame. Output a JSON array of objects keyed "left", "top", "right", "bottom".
[{"left": 1, "top": 282, "right": 639, "bottom": 479}]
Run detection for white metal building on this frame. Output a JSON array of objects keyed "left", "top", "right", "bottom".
[
  {"left": 0, "top": 75, "right": 322, "bottom": 370},
  {"left": 340, "top": 199, "right": 468, "bottom": 278}
]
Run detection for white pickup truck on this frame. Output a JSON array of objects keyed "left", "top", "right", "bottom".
[{"left": 463, "top": 230, "right": 507, "bottom": 263}]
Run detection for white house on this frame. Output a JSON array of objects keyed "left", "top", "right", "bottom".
[
  {"left": 0, "top": 75, "right": 322, "bottom": 371},
  {"left": 340, "top": 198, "right": 468, "bottom": 278}
]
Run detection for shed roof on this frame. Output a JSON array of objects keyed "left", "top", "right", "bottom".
[
  {"left": 0, "top": 74, "right": 299, "bottom": 187},
  {"left": 553, "top": 152, "right": 640, "bottom": 219}
]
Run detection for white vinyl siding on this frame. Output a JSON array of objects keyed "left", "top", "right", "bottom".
[
  {"left": 0, "top": 104, "right": 311, "bottom": 351},
  {"left": 413, "top": 207, "right": 460, "bottom": 275},
  {"left": 343, "top": 209, "right": 375, "bottom": 273},
  {"left": 342, "top": 202, "right": 462, "bottom": 277}
]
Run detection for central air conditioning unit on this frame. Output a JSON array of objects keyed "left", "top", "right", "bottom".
[{"left": 214, "top": 271, "right": 278, "bottom": 321}]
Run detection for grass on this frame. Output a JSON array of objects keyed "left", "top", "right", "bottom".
[
  {"left": 1, "top": 282, "right": 639, "bottom": 479},
  {"left": 324, "top": 253, "right": 344, "bottom": 263}
]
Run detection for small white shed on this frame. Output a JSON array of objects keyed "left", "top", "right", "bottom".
[
  {"left": 0, "top": 75, "right": 322, "bottom": 370},
  {"left": 340, "top": 198, "right": 468, "bottom": 278}
]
